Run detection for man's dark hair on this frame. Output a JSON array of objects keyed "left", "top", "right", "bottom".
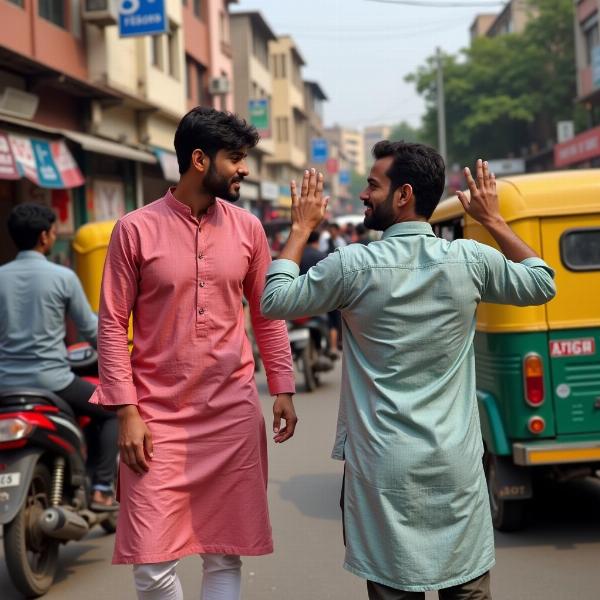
[
  {"left": 174, "top": 107, "right": 260, "bottom": 174},
  {"left": 307, "top": 231, "right": 320, "bottom": 244},
  {"left": 372, "top": 140, "right": 445, "bottom": 220},
  {"left": 7, "top": 203, "right": 56, "bottom": 250}
]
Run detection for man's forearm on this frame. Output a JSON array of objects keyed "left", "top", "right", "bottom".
[
  {"left": 279, "top": 226, "right": 312, "bottom": 265},
  {"left": 483, "top": 217, "right": 538, "bottom": 263}
]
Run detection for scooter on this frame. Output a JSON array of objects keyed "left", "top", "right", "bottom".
[
  {"left": 0, "top": 343, "right": 117, "bottom": 598},
  {"left": 288, "top": 316, "right": 335, "bottom": 392}
]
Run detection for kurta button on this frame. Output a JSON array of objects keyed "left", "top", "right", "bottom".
[
  {"left": 198, "top": 253, "right": 203, "bottom": 259},
  {"left": 199, "top": 281, "right": 205, "bottom": 287},
  {"left": 198, "top": 308, "right": 205, "bottom": 315}
]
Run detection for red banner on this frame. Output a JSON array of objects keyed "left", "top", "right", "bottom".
[{"left": 554, "top": 125, "right": 600, "bottom": 168}]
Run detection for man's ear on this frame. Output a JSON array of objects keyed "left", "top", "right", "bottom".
[
  {"left": 396, "top": 183, "right": 414, "bottom": 208},
  {"left": 191, "top": 149, "right": 208, "bottom": 173}
]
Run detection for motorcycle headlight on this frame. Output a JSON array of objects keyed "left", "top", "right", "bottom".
[{"left": 0, "top": 418, "right": 33, "bottom": 442}]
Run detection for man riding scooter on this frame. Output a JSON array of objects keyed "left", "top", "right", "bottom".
[{"left": 0, "top": 203, "right": 118, "bottom": 511}]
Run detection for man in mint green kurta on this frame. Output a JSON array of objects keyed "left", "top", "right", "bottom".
[{"left": 261, "top": 144, "right": 556, "bottom": 599}]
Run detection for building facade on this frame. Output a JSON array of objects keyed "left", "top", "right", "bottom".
[
  {"left": 555, "top": 0, "right": 600, "bottom": 169},
  {"left": 230, "top": 11, "right": 278, "bottom": 219},
  {"left": 0, "top": 0, "right": 239, "bottom": 265},
  {"left": 325, "top": 125, "right": 365, "bottom": 176},
  {"left": 267, "top": 35, "right": 307, "bottom": 214}
]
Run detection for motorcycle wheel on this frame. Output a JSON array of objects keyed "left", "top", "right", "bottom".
[
  {"left": 302, "top": 339, "right": 318, "bottom": 392},
  {"left": 4, "top": 462, "right": 59, "bottom": 598}
]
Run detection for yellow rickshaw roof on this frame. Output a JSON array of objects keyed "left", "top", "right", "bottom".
[{"left": 431, "top": 169, "right": 600, "bottom": 224}]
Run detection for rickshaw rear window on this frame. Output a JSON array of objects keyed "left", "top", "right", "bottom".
[{"left": 560, "top": 228, "right": 600, "bottom": 271}]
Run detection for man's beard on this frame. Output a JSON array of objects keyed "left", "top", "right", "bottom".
[
  {"left": 203, "top": 163, "right": 243, "bottom": 203},
  {"left": 364, "top": 191, "right": 395, "bottom": 231}
]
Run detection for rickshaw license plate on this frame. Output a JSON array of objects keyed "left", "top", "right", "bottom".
[
  {"left": 0, "top": 473, "right": 21, "bottom": 488},
  {"left": 549, "top": 338, "right": 595, "bottom": 357}
]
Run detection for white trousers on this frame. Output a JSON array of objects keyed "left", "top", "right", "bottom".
[{"left": 133, "top": 554, "right": 242, "bottom": 600}]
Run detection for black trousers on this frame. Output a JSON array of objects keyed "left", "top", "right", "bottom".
[
  {"left": 55, "top": 375, "right": 118, "bottom": 490},
  {"left": 367, "top": 572, "right": 491, "bottom": 600}
]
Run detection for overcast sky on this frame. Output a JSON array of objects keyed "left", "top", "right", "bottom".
[{"left": 232, "top": 0, "right": 506, "bottom": 131}]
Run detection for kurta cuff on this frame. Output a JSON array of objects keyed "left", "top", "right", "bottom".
[
  {"left": 89, "top": 381, "right": 138, "bottom": 407},
  {"left": 267, "top": 259, "right": 300, "bottom": 278},
  {"left": 266, "top": 371, "right": 296, "bottom": 396}
]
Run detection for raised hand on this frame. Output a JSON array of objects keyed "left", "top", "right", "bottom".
[
  {"left": 457, "top": 159, "right": 501, "bottom": 226},
  {"left": 290, "top": 168, "right": 329, "bottom": 233}
]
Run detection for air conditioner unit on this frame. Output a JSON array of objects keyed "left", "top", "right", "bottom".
[
  {"left": 209, "top": 77, "right": 231, "bottom": 96},
  {"left": 82, "top": 0, "right": 118, "bottom": 26},
  {"left": 0, "top": 87, "right": 39, "bottom": 120}
]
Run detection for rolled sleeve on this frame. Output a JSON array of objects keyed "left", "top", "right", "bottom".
[
  {"left": 261, "top": 253, "right": 346, "bottom": 320},
  {"left": 476, "top": 243, "right": 557, "bottom": 306}
]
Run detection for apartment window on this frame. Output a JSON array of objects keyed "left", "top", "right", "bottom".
[
  {"left": 167, "top": 25, "right": 179, "bottom": 79},
  {"left": 193, "top": 0, "right": 202, "bottom": 19},
  {"left": 583, "top": 13, "right": 600, "bottom": 66},
  {"left": 8, "top": 0, "right": 25, "bottom": 7},
  {"left": 185, "top": 59, "right": 192, "bottom": 99},
  {"left": 276, "top": 117, "right": 289, "bottom": 143},
  {"left": 252, "top": 34, "right": 269, "bottom": 68},
  {"left": 39, "top": 0, "right": 65, "bottom": 28},
  {"left": 219, "top": 11, "right": 230, "bottom": 43},
  {"left": 273, "top": 54, "right": 287, "bottom": 79},
  {"left": 196, "top": 63, "right": 207, "bottom": 105},
  {"left": 151, "top": 35, "right": 164, "bottom": 70}
]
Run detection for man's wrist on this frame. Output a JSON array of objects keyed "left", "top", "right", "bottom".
[
  {"left": 116, "top": 404, "right": 139, "bottom": 418},
  {"left": 290, "top": 224, "right": 313, "bottom": 239},
  {"left": 480, "top": 215, "right": 506, "bottom": 231}
]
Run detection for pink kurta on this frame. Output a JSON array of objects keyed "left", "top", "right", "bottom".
[{"left": 90, "top": 190, "right": 295, "bottom": 564}]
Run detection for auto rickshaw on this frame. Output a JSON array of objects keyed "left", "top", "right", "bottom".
[{"left": 430, "top": 169, "right": 600, "bottom": 531}]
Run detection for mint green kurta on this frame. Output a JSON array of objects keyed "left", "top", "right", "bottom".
[{"left": 261, "top": 222, "right": 556, "bottom": 592}]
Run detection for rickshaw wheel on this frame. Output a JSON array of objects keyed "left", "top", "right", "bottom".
[{"left": 484, "top": 452, "right": 528, "bottom": 532}]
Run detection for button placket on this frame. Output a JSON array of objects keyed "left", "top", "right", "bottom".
[{"left": 195, "top": 217, "right": 207, "bottom": 329}]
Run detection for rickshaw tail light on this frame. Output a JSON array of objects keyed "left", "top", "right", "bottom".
[
  {"left": 523, "top": 353, "right": 544, "bottom": 406},
  {"left": 528, "top": 416, "right": 546, "bottom": 435}
]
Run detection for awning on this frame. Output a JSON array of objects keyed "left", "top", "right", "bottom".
[
  {"left": 0, "top": 130, "right": 84, "bottom": 189},
  {"left": 63, "top": 130, "right": 156, "bottom": 164},
  {"left": 153, "top": 147, "right": 180, "bottom": 182}
]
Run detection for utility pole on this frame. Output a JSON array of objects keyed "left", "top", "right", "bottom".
[{"left": 436, "top": 47, "right": 447, "bottom": 166}]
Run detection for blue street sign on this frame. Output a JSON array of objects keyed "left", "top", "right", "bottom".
[
  {"left": 119, "top": 0, "right": 167, "bottom": 38},
  {"left": 310, "top": 138, "right": 328, "bottom": 164},
  {"left": 338, "top": 169, "right": 350, "bottom": 185}
]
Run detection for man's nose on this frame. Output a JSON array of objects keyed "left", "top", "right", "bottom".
[{"left": 238, "top": 161, "right": 250, "bottom": 176}]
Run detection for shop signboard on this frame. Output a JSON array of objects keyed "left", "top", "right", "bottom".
[
  {"left": 338, "top": 169, "right": 350, "bottom": 185},
  {"left": 0, "top": 133, "right": 19, "bottom": 179},
  {"left": 118, "top": 0, "right": 168, "bottom": 38},
  {"left": 310, "top": 138, "right": 328, "bottom": 163},
  {"left": 248, "top": 99, "right": 270, "bottom": 137}
]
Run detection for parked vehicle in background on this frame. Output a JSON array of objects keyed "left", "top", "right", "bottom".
[
  {"left": 430, "top": 169, "right": 600, "bottom": 531},
  {"left": 288, "top": 316, "right": 334, "bottom": 392},
  {"left": 0, "top": 344, "right": 117, "bottom": 597}
]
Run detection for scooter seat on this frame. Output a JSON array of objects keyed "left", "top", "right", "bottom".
[{"left": 0, "top": 388, "right": 75, "bottom": 419}]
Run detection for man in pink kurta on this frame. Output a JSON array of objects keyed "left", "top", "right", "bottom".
[{"left": 90, "top": 108, "right": 296, "bottom": 600}]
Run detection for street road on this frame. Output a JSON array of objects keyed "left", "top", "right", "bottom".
[{"left": 1, "top": 362, "right": 599, "bottom": 599}]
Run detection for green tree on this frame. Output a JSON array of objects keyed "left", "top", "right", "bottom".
[
  {"left": 389, "top": 121, "right": 423, "bottom": 143},
  {"left": 406, "top": 0, "right": 577, "bottom": 167}
]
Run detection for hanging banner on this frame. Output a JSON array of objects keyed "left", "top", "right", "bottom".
[
  {"left": 0, "top": 133, "right": 19, "bottom": 179},
  {"left": 52, "top": 140, "right": 85, "bottom": 188},
  {"left": 4, "top": 133, "right": 84, "bottom": 188}
]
